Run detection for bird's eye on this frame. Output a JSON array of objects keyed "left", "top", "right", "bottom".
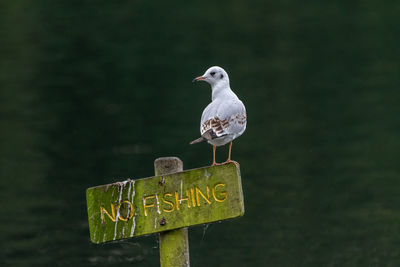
[
  {"left": 220, "top": 74, "right": 223, "bottom": 79},
  {"left": 210, "top": 71, "right": 216, "bottom": 76}
]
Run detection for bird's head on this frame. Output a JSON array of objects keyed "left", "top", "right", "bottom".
[{"left": 192, "top": 66, "right": 230, "bottom": 87}]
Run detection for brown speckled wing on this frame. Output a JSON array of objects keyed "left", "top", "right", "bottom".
[{"left": 201, "top": 114, "right": 246, "bottom": 139}]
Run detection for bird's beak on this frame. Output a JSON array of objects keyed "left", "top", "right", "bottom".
[{"left": 192, "top": 76, "right": 206, "bottom": 82}]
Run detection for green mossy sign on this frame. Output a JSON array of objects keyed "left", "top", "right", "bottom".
[{"left": 86, "top": 162, "right": 244, "bottom": 244}]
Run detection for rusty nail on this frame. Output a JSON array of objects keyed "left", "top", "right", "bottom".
[
  {"left": 160, "top": 217, "right": 166, "bottom": 226},
  {"left": 158, "top": 176, "right": 165, "bottom": 186}
]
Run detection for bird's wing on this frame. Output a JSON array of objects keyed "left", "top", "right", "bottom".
[{"left": 200, "top": 99, "right": 246, "bottom": 139}]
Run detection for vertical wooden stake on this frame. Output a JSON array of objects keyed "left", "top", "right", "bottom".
[{"left": 154, "top": 157, "right": 190, "bottom": 267}]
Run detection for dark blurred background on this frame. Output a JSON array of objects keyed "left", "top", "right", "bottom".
[{"left": 1, "top": 0, "right": 400, "bottom": 266}]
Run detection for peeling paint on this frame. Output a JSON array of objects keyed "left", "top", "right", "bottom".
[
  {"left": 105, "top": 184, "right": 111, "bottom": 192},
  {"left": 129, "top": 179, "right": 136, "bottom": 237},
  {"left": 155, "top": 194, "right": 161, "bottom": 214},
  {"left": 103, "top": 231, "right": 106, "bottom": 243},
  {"left": 180, "top": 180, "right": 183, "bottom": 202},
  {"left": 113, "top": 181, "right": 126, "bottom": 240},
  {"left": 130, "top": 216, "right": 136, "bottom": 237}
]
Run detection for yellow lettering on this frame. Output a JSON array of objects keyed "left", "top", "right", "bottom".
[
  {"left": 162, "top": 193, "right": 175, "bottom": 212},
  {"left": 191, "top": 188, "right": 196, "bottom": 207},
  {"left": 196, "top": 186, "right": 211, "bottom": 206},
  {"left": 118, "top": 200, "right": 134, "bottom": 221},
  {"left": 100, "top": 203, "right": 116, "bottom": 222},
  {"left": 175, "top": 190, "right": 191, "bottom": 211},
  {"left": 143, "top": 195, "right": 156, "bottom": 216},
  {"left": 212, "top": 183, "right": 227, "bottom": 202}
]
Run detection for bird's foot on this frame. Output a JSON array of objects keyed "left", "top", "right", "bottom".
[
  {"left": 211, "top": 162, "right": 222, "bottom": 166},
  {"left": 222, "top": 159, "right": 238, "bottom": 165}
]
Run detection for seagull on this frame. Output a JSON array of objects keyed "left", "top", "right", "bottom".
[{"left": 190, "top": 66, "right": 247, "bottom": 166}]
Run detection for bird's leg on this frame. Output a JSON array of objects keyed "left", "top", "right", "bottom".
[
  {"left": 223, "top": 141, "right": 234, "bottom": 164},
  {"left": 212, "top": 145, "right": 219, "bottom": 166},
  {"left": 228, "top": 141, "right": 232, "bottom": 161}
]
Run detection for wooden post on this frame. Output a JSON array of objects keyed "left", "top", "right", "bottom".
[{"left": 154, "top": 157, "right": 190, "bottom": 267}]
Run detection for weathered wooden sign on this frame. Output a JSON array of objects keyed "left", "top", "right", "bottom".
[{"left": 86, "top": 162, "right": 244, "bottom": 244}]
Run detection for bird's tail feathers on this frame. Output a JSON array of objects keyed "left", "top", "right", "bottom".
[{"left": 189, "top": 136, "right": 206, "bottom": 145}]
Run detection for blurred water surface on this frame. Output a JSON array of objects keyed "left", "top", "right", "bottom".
[{"left": 1, "top": 1, "right": 400, "bottom": 266}]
